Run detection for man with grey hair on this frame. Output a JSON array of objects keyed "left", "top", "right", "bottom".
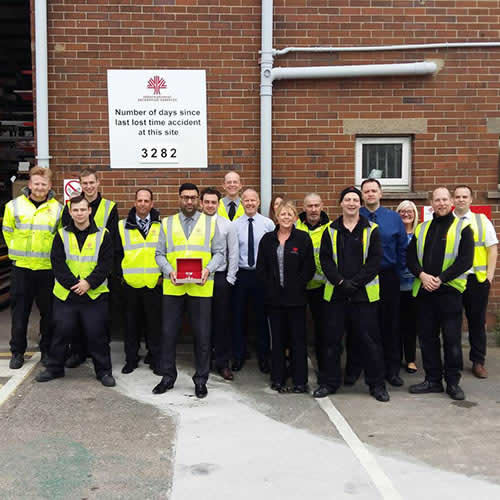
[
  {"left": 296, "top": 193, "right": 329, "bottom": 378},
  {"left": 406, "top": 187, "right": 474, "bottom": 401}
]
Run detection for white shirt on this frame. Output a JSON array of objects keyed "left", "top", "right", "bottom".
[{"left": 214, "top": 215, "right": 239, "bottom": 284}]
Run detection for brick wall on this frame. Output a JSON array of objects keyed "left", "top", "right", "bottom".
[{"left": 37, "top": 0, "right": 500, "bottom": 310}]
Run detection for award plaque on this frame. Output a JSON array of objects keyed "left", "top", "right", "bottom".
[{"left": 176, "top": 257, "right": 203, "bottom": 284}]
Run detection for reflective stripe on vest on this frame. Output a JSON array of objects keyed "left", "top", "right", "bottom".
[
  {"left": 323, "top": 221, "right": 380, "bottom": 303},
  {"left": 295, "top": 219, "right": 327, "bottom": 290},
  {"left": 217, "top": 199, "right": 244, "bottom": 221},
  {"left": 94, "top": 198, "right": 115, "bottom": 228},
  {"left": 412, "top": 217, "right": 469, "bottom": 296},
  {"left": 162, "top": 213, "right": 216, "bottom": 297},
  {"left": 119, "top": 219, "right": 161, "bottom": 288},
  {"left": 7, "top": 195, "right": 62, "bottom": 270},
  {"left": 53, "top": 227, "right": 109, "bottom": 300},
  {"left": 469, "top": 213, "right": 488, "bottom": 283}
]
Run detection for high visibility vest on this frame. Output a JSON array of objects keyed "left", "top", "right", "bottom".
[
  {"left": 295, "top": 219, "right": 328, "bottom": 290},
  {"left": 53, "top": 227, "right": 109, "bottom": 300},
  {"left": 161, "top": 213, "right": 216, "bottom": 297},
  {"left": 93, "top": 198, "right": 116, "bottom": 228},
  {"left": 323, "top": 222, "right": 380, "bottom": 303},
  {"left": 218, "top": 199, "right": 244, "bottom": 221},
  {"left": 469, "top": 213, "right": 488, "bottom": 283},
  {"left": 2, "top": 193, "right": 62, "bottom": 270},
  {"left": 118, "top": 219, "right": 161, "bottom": 289},
  {"left": 412, "top": 217, "right": 469, "bottom": 296}
]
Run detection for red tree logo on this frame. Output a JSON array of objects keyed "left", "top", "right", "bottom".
[{"left": 147, "top": 76, "right": 167, "bottom": 95}]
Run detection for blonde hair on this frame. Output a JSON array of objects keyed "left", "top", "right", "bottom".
[
  {"left": 276, "top": 199, "right": 298, "bottom": 218},
  {"left": 29, "top": 166, "right": 52, "bottom": 181},
  {"left": 396, "top": 200, "right": 419, "bottom": 233}
]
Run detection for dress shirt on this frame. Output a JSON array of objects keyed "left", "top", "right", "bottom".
[
  {"left": 214, "top": 215, "right": 239, "bottom": 284},
  {"left": 453, "top": 209, "right": 498, "bottom": 274},
  {"left": 155, "top": 211, "right": 225, "bottom": 277},
  {"left": 360, "top": 205, "right": 407, "bottom": 273},
  {"left": 233, "top": 212, "right": 275, "bottom": 270},
  {"left": 222, "top": 196, "right": 241, "bottom": 214}
]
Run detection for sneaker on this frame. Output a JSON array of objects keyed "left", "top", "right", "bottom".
[{"left": 9, "top": 353, "right": 24, "bottom": 370}]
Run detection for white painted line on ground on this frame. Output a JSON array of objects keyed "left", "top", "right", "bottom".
[{"left": 0, "top": 353, "right": 40, "bottom": 407}]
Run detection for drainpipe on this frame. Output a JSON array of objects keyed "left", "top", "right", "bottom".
[
  {"left": 34, "top": 0, "right": 50, "bottom": 168},
  {"left": 260, "top": 0, "right": 274, "bottom": 216}
]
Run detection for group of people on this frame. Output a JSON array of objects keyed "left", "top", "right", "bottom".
[{"left": 2, "top": 166, "right": 497, "bottom": 402}]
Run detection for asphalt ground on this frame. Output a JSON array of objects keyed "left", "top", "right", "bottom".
[{"left": 0, "top": 306, "right": 500, "bottom": 499}]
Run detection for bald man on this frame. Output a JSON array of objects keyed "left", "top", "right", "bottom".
[{"left": 406, "top": 187, "right": 474, "bottom": 401}]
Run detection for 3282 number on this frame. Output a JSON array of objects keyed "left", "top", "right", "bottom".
[{"left": 141, "top": 147, "right": 177, "bottom": 160}]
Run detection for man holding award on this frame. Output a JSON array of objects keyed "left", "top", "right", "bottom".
[{"left": 154, "top": 183, "right": 225, "bottom": 398}]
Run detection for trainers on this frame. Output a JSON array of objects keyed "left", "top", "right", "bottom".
[
  {"left": 36, "top": 370, "right": 64, "bottom": 382},
  {"left": 9, "top": 354, "right": 24, "bottom": 370}
]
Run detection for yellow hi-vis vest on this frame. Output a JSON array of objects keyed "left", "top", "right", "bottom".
[
  {"left": 295, "top": 219, "right": 327, "bottom": 290},
  {"left": 323, "top": 222, "right": 380, "bottom": 302},
  {"left": 118, "top": 219, "right": 161, "bottom": 289},
  {"left": 412, "top": 217, "right": 469, "bottom": 296},
  {"left": 162, "top": 213, "right": 216, "bottom": 297},
  {"left": 2, "top": 192, "right": 62, "bottom": 270},
  {"left": 53, "top": 227, "right": 109, "bottom": 300},
  {"left": 93, "top": 198, "right": 116, "bottom": 228},
  {"left": 469, "top": 213, "right": 488, "bottom": 283},
  {"left": 218, "top": 199, "right": 244, "bottom": 221}
]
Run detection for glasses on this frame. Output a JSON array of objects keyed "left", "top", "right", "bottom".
[
  {"left": 180, "top": 195, "right": 199, "bottom": 201},
  {"left": 399, "top": 210, "right": 414, "bottom": 216}
]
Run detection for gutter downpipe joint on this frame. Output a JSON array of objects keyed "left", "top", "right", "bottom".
[{"left": 34, "top": 0, "right": 51, "bottom": 168}]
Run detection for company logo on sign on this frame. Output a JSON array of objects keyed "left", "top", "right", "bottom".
[{"left": 147, "top": 76, "right": 167, "bottom": 95}]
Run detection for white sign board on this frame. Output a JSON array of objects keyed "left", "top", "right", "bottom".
[
  {"left": 422, "top": 205, "right": 434, "bottom": 221},
  {"left": 107, "top": 70, "right": 207, "bottom": 169},
  {"left": 63, "top": 178, "right": 81, "bottom": 203}
]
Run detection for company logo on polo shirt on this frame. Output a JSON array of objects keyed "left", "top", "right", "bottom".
[{"left": 147, "top": 76, "right": 166, "bottom": 95}]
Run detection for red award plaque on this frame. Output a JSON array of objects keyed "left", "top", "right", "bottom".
[{"left": 176, "top": 257, "right": 203, "bottom": 284}]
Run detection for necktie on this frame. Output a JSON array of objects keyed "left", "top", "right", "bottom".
[
  {"left": 138, "top": 218, "right": 148, "bottom": 233},
  {"left": 228, "top": 201, "right": 236, "bottom": 221},
  {"left": 369, "top": 212, "right": 377, "bottom": 223},
  {"left": 185, "top": 218, "right": 193, "bottom": 238},
  {"left": 247, "top": 217, "right": 255, "bottom": 267}
]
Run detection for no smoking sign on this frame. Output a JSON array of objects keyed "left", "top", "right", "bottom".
[{"left": 63, "top": 179, "right": 82, "bottom": 203}]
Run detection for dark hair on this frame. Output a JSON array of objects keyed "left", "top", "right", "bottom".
[
  {"left": 454, "top": 185, "right": 473, "bottom": 197},
  {"left": 135, "top": 188, "right": 153, "bottom": 200},
  {"left": 269, "top": 194, "right": 284, "bottom": 224},
  {"left": 200, "top": 187, "right": 221, "bottom": 201},
  {"left": 360, "top": 178, "right": 381, "bottom": 190},
  {"left": 179, "top": 182, "right": 199, "bottom": 195},
  {"left": 69, "top": 194, "right": 89, "bottom": 207}
]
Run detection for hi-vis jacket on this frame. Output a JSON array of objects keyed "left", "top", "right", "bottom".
[{"left": 2, "top": 187, "right": 62, "bottom": 270}]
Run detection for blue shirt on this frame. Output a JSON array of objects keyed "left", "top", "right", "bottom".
[
  {"left": 233, "top": 212, "right": 275, "bottom": 269},
  {"left": 360, "top": 206, "right": 407, "bottom": 273},
  {"left": 400, "top": 232, "right": 415, "bottom": 291}
]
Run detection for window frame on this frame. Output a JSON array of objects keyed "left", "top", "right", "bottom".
[{"left": 355, "top": 136, "right": 412, "bottom": 191}]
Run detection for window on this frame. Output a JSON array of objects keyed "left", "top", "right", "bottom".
[{"left": 355, "top": 136, "right": 411, "bottom": 190}]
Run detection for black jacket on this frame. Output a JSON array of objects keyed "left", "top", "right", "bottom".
[
  {"left": 50, "top": 219, "right": 113, "bottom": 303},
  {"left": 256, "top": 226, "right": 315, "bottom": 308},
  {"left": 406, "top": 211, "right": 474, "bottom": 296},
  {"left": 115, "top": 207, "right": 161, "bottom": 278},
  {"left": 320, "top": 215, "right": 382, "bottom": 302}
]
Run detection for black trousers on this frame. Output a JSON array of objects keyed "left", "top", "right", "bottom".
[
  {"left": 123, "top": 283, "right": 161, "bottom": 369},
  {"left": 268, "top": 305, "right": 308, "bottom": 386},
  {"left": 48, "top": 296, "right": 112, "bottom": 377},
  {"left": 345, "top": 269, "right": 401, "bottom": 378},
  {"left": 399, "top": 290, "right": 417, "bottom": 364},
  {"left": 10, "top": 266, "right": 54, "bottom": 355},
  {"left": 463, "top": 275, "right": 490, "bottom": 365},
  {"left": 306, "top": 286, "right": 324, "bottom": 376},
  {"left": 158, "top": 294, "right": 211, "bottom": 385},
  {"left": 319, "top": 300, "right": 385, "bottom": 390},
  {"left": 212, "top": 271, "right": 231, "bottom": 369},
  {"left": 232, "top": 269, "right": 270, "bottom": 362},
  {"left": 416, "top": 292, "right": 463, "bottom": 385}
]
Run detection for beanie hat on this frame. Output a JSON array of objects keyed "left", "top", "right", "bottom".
[{"left": 339, "top": 186, "right": 362, "bottom": 203}]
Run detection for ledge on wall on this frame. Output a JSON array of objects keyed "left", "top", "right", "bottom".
[
  {"left": 487, "top": 192, "right": 500, "bottom": 200},
  {"left": 382, "top": 192, "right": 428, "bottom": 200}
]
